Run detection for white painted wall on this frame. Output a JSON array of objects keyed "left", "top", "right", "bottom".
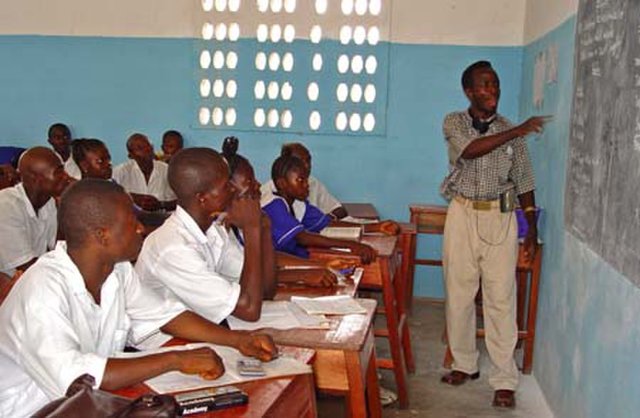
[
  {"left": 523, "top": 0, "right": 578, "bottom": 43},
  {"left": 1, "top": 0, "right": 527, "bottom": 46},
  {"left": 391, "top": 0, "right": 526, "bottom": 46},
  {"left": 0, "top": 0, "right": 195, "bottom": 38}
]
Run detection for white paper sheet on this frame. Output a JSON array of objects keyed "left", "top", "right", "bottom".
[
  {"left": 227, "top": 300, "right": 329, "bottom": 331},
  {"left": 117, "top": 343, "right": 312, "bottom": 394},
  {"left": 291, "top": 295, "right": 367, "bottom": 315}
]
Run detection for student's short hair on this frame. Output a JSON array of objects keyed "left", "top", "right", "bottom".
[
  {"left": 461, "top": 60, "right": 493, "bottom": 90},
  {"left": 168, "top": 147, "right": 225, "bottom": 199},
  {"left": 58, "top": 179, "right": 126, "bottom": 246},
  {"left": 71, "top": 138, "right": 108, "bottom": 166},
  {"left": 280, "top": 142, "right": 309, "bottom": 158},
  {"left": 162, "top": 130, "right": 184, "bottom": 146},
  {"left": 271, "top": 155, "right": 306, "bottom": 184},
  {"left": 126, "top": 133, "right": 148, "bottom": 152},
  {"left": 221, "top": 136, "right": 250, "bottom": 176},
  {"left": 48, "top": 123, "right": 70, "bottom": 139}
]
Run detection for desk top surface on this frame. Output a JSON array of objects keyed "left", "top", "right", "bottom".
[{"left": 260, "top": 298, "right": 377, "bottom": 352}]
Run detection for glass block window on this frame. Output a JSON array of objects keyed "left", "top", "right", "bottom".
[{"left": 195, "top": 0, "right": 390, "bottom": 135}]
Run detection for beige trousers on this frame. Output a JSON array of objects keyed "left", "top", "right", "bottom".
[{"left": 442, "top": 197, "right": 519, "bottom": 390}]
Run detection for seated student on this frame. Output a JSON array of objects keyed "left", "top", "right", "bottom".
[
  {"left": 113, "top": 133, "right": 176, "bottom": 212},
  {"left": 0, "top": 146, "right": 24, "bottom": 191},
  {"left": 0, "top": 164, "right": 18, "bottom": 191},
  {"left": 71, "top": 138, "right": 169, "bottom": 231},
  {"left": 0, "top": 180, "right": 276, "bottom": 418},
  {"left": 135, "top": 148, "right": 277, "bottom": 324},
  {"left": 157, "top": 130, "right": 184, "bottom": 163},
  {"left": 221, "top": 136, "right": 339, "bottom": 288},
  {"left": 261, "top": 142, "right": 348, "bottom": 219},
  {"left": 0, "top": 147, "right": 73, "bottom": 276},
  {"left": 262, "top": 155, "right": 400, "bottom": 263},
  {"left": 47, "top": 122, "right": 81, "bottom": 179}
]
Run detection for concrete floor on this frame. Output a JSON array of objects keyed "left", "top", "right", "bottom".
[{"left": 317, "top": 298, "right": 554, "bottom": 418}]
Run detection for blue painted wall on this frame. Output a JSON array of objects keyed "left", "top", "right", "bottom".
[
  {"left": 0, "top": 35, "right": 522, "bottom": 298},
  {"left": 520, "top": 16, "right": 640, "bottom": 418}
]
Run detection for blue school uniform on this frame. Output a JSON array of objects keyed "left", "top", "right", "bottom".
[{"left": 262, "top": 194, "right": 331, "bottom": 258}]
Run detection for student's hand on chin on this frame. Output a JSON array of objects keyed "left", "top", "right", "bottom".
[
  {"left": 238, "top": 333, "right": 278, "bottom": 362},
  {"left": 227, "top": 195, "right": 262, "bottom": 229},
  {"left": 177, "top": 347, "right": 224, "bottom": 380}
]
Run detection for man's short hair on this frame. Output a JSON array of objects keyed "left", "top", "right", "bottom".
[
  {"left": 58, "top": 179, "right": 127, "bottom": 246},
  {"left": 168, "top": 147, "right": 226, "bottom": 200},
  {"left": 461, "top": 61, "right": 493, "bottom": 90}
]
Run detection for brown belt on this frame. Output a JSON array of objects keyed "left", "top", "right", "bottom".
[{"left": 454, "top": 195, "right": 500, "bottom": 211}]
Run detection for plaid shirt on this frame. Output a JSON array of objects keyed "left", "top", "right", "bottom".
[{"left": 440, "top": 111, "right": 535, "bottom": 201}]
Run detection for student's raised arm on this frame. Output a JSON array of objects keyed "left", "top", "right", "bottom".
[{"left": 226, "top": 194, "right": 265, "bottom": 321}]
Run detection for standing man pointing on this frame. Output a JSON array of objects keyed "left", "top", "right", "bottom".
[{"left": 439, "top": 61, "right": 549, "bottom": 408}]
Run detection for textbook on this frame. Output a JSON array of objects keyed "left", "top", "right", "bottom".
[{"left": 319, "top": 226, "right": 362, "bottom": 241}]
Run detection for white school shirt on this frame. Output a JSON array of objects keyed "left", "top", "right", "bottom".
[
  {"left": 112, "top": 159, "right": 176, "bottom": 202},
  {"left": 52, "top": 151, "right": 81, "bottom": 180},
  {"left": 260, "top": 175, "right": 341, "bottom": 215},
  {"left": 0, "top": 242, "right": 186, "bottom": 418},
  {"left": 64, "top": 157, "right": 81, "bottom": 179},
  {"left": 135, "top": 206, "right": 244, "bottom": 326},
  {"left": 0, "top": 183, "right": 57, "bottom": 276}
]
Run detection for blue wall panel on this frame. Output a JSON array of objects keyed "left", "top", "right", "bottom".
[{"left": 0, "top": 35, "right": 522, "bottom": 298}]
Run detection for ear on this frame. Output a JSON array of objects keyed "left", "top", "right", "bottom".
[
  {"left": 275, "top": 176, "right": 287, "bottom": 191},
  {"left": 94, "top": 227, "right": 110, "bottom": 247},
  {"left": 78, "top": 160, "right": 89, "bottom": 174},
  {"left": 463, "top": 87, "right": 473, "bottom": 101},
  {"left": 194, "top": 191, "right": 207, "bottom": 206}
]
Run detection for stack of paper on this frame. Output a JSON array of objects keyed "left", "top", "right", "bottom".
[
  {"left": 117, "top": 343, "right": 312, "bottom": 393},
  {"left": 226, "top": 301, "right": 329, "bottom": 331},
  {"left": 320, "top": 226, "right": 362, "bottom": 241},
  {"left": 291, "top": 295, "right": 367, "bottom": 315}
]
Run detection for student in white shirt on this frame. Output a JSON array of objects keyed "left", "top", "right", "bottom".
[
  {"left": 260, "top": 142, "right": 348, "bottom": 219},
  {"left": 0, "top": 147, "right": 73, "bottom": 275},
  {"left": 0, "top": 179, "right": 276, "bottom": 418},
  {"left": 47, "top": 122, "right": 81, "bottom": 179},
  {"left": 136, "top": 148, "right": 277, "bottom": 324},
  {"left": 112, "top": 133, "right": 176, "bottom": 212}
]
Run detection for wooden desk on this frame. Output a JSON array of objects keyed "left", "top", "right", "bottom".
[
  {"left": 308, "top": 237, "right": 413, "bottom": 409},
  {"left": 409, "top": 203, "right": 544, "bottom": 374},
  {"left": 113, "top": 346, "right": 317, "bottom": 418},
  {"left": 342, "top": 203, "right": 380, "bottom": 220},
  {"left": 261, "top": 298, "right": 381, "bottom": 418}
]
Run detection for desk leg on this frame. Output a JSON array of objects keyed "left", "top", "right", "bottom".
[
  {"left": 399, "top": 232, "right": 416, "bottom": 315},
  {"left": 365, "top": 347, "right": 382, "bottom": 418},
  {"left": 345, "top": 328, "right": 381, "bottom": 418},
  {"left": 523, "top": 250, "right": 542, "bottom": 375},
  {"left": 381, "top": 258, "right": 410, "bottom": 409}
]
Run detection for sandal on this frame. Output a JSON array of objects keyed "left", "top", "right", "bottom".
[
  {"left": 379, "top": 386, "right": 398, "bottom": 406},
  {"left": 492, "top": 390, "right": 516, "bottom": 408},
  {"left": 440, "top": 370, "right": 480, "bottom": 386}
]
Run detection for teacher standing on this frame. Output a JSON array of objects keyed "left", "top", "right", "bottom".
[{"left": 439, "top": 60, "right": 549, "bottom": 408}]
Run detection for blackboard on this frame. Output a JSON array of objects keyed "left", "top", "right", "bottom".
[{"left": 566, "top": 0, "right": 640, "bottom": 285}]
